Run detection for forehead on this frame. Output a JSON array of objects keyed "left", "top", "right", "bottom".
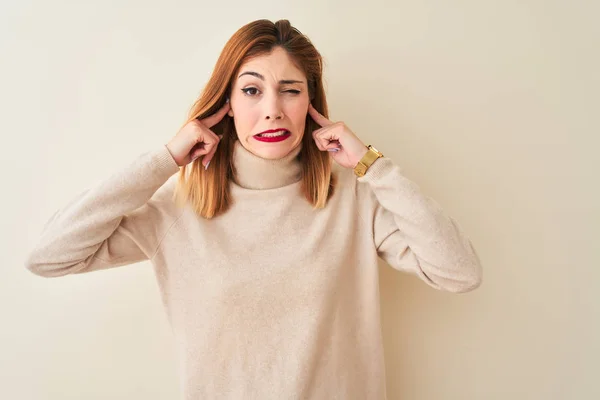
[{"left": 238, "top": 47, "right": 306, "bottom": 80}]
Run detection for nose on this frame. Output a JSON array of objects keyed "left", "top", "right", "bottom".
[{"left": 264, "top": 93, "right": 283, "bottom": 120}]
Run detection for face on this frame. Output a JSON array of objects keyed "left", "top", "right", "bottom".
[{"left": 228, "top": 47, "right": 310, "bottom": 159}]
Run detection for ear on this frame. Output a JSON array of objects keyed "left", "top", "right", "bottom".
[{"left": 227, "top": 108, "right": 234, "bottom": 117}]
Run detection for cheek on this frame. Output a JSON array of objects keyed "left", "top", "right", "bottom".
[
  {"left": 285, "top": 102, "right": 309, "bottom": 128},
  {"left": 232, "top": 105, "right": 259, "bottom": 135}
]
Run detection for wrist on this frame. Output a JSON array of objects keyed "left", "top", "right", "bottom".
[
  {"left": 353, "top": 145, "right": 383, "bottom": 177},
  {"left": 353, "top": 147, "right": 369, "bottom": 168}
]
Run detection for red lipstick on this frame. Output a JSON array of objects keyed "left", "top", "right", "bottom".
[{"left": 253, "top": 129, "right": 291, "bottom": 143}]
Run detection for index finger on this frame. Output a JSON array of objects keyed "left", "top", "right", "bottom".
[
  {"left": 308, "top": 103, "right": 333, "bottom": 127},
  {"left": 200, "top": 102, "right": 231, "bottom": 128}
]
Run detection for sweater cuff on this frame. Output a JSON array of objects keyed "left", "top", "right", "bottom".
[
  {"left": 356, "top": 157, "right": 395, "bottom": 184},
  {"left": 151, "top": 145, "right": 181, "bottom": 179}
]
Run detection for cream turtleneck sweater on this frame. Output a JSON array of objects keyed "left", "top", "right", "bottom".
[{"left": 25, "top": 140, "right": 482, "bottom": 399}]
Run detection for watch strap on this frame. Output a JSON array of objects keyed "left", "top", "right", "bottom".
[{"left": 354, "top": 145, "right": 383, "bottom": 177}]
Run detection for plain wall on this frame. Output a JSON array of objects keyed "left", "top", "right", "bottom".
[{"left": 2, "top": 0, "right": 598, "bottom": 399}]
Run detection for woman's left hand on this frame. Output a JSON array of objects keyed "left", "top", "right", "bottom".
[{"left": 308, "top": 104, "right": 368, "bottom": 169}]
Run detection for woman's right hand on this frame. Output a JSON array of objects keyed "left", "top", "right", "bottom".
[{"left": 166, "top": 101, "right": 231, "bottom": 168}]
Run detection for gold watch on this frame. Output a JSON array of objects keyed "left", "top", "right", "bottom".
[{"left": 354, "top": 145, "right": 383, "bottom": 177}]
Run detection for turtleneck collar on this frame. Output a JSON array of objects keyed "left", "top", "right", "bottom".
[{"left": 231, "top": 140, "right": 303, "bottom": 190}]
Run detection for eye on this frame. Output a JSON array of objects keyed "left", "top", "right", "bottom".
[
  {"left": 284, "top": 89, "right": 301, "bottom": 95},
  {"left": 241, "top": 87, "right": 260, "bottom": 96}
]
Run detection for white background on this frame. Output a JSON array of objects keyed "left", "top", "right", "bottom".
[{"left": 2, "top": 0, "right": 598, "bottom": 399}]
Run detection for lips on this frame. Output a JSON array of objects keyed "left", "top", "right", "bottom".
[
  {"left": 254, "top": 128, "right": 290, "bottom": 137},
  {"left": 253, "top": 128, "right": 291, "bottom": 143}
]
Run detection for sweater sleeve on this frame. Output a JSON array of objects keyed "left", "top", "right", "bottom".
[
  {"left": 24, "top": 145, "right": 182, "bottom": 278},
  {"left": 356, "top": 157, "right": 482, "bottom": 293}
]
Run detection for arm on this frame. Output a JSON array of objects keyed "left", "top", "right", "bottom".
[
  {"left": 356, "top": 158, "right": 483, "bottom": 293},
  {"left": 25, "top": 145, "right": 181, "bottom": 277},
  {"left": 304, "top": 103, "right": 481, "bottom": 292}
]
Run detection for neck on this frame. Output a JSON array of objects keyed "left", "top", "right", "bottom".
[{"left": 232, "top": 140, "right": 303, "bottom": 190}]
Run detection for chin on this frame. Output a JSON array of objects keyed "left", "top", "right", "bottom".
[
  {"left": 247, "top": 137, "right": 302, "bottom": 160},
  {"left": 253, "top": 145, "right": 294, "bottom": 160}
]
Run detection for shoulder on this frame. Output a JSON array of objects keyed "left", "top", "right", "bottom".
[
  {"left": 332, "top": 162, "right": 357, "bottom": 191},
  {"left": 146, "top": 174, "right": 186, "bottom": 222},
  {"left": 331, "top": 162, "right": 373, "bottom": 201},
  {"left": 330, "top": 162, "right": 375, "bottom": 210}
]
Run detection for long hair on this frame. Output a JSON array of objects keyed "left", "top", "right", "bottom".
[{"left": 173, "top": 19, "right": 335, "bottom": 219}]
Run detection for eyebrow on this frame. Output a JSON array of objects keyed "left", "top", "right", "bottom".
[{"left": 238, "top": 71, "right": 304, "bottom": 85}]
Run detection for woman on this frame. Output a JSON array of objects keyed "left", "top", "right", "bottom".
[{"left": 25, "top": 19, "right": 482, "bottom": 400}]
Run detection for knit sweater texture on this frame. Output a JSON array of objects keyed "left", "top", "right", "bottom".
[{"left": 25, "top": 140, "right": 482, "bottom": 399}]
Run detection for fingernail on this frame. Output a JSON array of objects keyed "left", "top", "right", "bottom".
[
  {"left": 327, "top": 148, "right": 340, "bottom": 152},
  {"left": 205, "top": 160, "right": 211, "bottom": 170}
]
